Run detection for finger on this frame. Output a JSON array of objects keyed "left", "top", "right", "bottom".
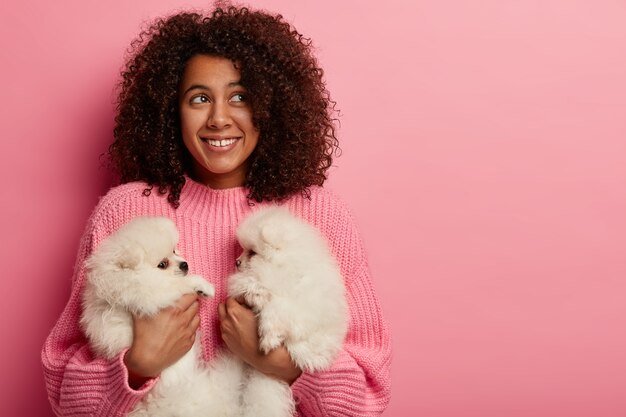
[
  {"left": 225, "top": 298, "right": 245, "bottom": 322},
  {"left": 187, "top": 299, "right": 200, "bottom": 314},
  {"left": 217, "top": 303, "right": 226, "bottom": 321},
  {"left": 188, "top": 314, "right": 200, "bottom": 332},
  {"left": 226, "top": 297, "right": 242, "bottom": 311},
  {"left": 177, "top": 293, "right": 199, "bottom": 310},
  {"left": 182, "top": 301, "right": 199, "bottom": 323}
]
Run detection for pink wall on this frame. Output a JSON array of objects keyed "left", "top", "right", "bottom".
[{"left": 1, "top": 0, "right": 625, "bottom": 415}]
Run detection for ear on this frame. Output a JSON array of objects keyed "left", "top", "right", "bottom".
[
  {"left": 260, "top": 224, "right": 284, "bottom": 250},
  {"left": 115, "top": 244, "right": 144, "bottom": 270}
]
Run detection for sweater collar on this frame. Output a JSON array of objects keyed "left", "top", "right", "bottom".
[{"left": 177, "top": 175, "right": 251, "bottom": 218}]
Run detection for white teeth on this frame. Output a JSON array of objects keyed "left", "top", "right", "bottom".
[{"left": 206, "top": 138, "right": 237, "bottom": 147}]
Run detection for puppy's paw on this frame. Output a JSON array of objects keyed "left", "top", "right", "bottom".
[
  {"left": 197, "top": 288, "right": 214, "bottom": 298},
  {"left": 189, "top": 275, "right": 215, "bottom": 298},
  {"left": 196, "top": 283, "right": 215, "bottom": 298},
  {"left": 244, "top": 291, "right": 271, "bottom": 312},
  {"left": 259, "top": 332, "right": 283, "bottom": 354}
]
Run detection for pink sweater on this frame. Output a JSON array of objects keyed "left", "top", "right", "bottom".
[{"left": 41, "top": 178, "right": 391, "bottom": 416}]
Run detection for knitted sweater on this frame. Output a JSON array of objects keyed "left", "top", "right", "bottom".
[{"left": 41, "top": 178, "right": 392, "bottom": 416}]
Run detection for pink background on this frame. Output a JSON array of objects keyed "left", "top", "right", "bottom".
[{"left": 1, "top": 0, "right": 625, "bottom": 415}]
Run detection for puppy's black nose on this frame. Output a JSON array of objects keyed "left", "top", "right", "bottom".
[
  {"left": 235, "top": 259, "right": 241, "bottom": 268},
  {"left": 179, "top": 262, "right": 189, "bottom": 273}
]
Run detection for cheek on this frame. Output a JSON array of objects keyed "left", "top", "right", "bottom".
[
  {"left": 180, "top": 108, "right": 204, "bottom": 136},
  {"left": 232, "top": 108, "right": 257, "bottom": 132},
  {"left": 180, "top": 112, "right": 203, "bottom": 154},
  {"left": 181, "top": 132, "right": 196, "bottom": 156}
]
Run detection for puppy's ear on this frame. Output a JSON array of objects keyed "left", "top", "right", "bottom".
[
  {"left": 260, "top": 225, "right": 284, "bottom": 250},
  {"left": 115, "top": 244, "right": 144, "bottom": 270}
]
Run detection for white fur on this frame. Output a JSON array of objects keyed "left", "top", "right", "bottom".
[
  {"left": 81, "top": 211, "right": 347, "bottom": 417},
  {"left": 81, "top": 216, "right": 245, "bottom": 417},
  {"left": 223, "top": 206, "right": 349, "bottom": 417}
]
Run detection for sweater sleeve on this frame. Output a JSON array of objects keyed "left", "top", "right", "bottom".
[
  {"left": 290, "top": 200, "right": 392, "bottom": 416},
  {"left": 41, "top": 197, "right": 157, "bottom": 416}
]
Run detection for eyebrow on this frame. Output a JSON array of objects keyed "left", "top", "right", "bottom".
[{"left": 182, "top": 81, "right": 243, "bottom": 95}]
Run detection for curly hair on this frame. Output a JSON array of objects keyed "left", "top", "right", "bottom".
[{"left": 109, "top": 6, "right": 339, "bottom": 207}]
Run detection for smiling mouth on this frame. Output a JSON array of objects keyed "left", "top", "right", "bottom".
[{"left": 201, "top": 137, "right": 241, "bottom": 147}]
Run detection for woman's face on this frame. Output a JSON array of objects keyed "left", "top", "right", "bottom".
[{"left": 179, "top": 54, "right": 259, "bottom": 189}]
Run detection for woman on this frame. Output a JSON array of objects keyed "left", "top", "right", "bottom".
[{"left": 42, "top": 6, "right": 391, "bottom": 416}]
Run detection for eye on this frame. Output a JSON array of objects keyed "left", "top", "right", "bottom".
[
  {"left": 157, "top": 259, "right": 169, "bottom": 269},
  {"left": 248, "top": 250, "right": 256, "bottom": 257},
  {"left": 190, "top": 95, "right": 209, "bottom": 104},
  {"left": 230, "top": 93, "right": 246, "bottom": 103}
]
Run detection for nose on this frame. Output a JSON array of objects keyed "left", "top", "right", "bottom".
[
  {"left": 207, "top": 102, "right": 232, "bottom": 129},
  {"left": 179, "top": 261, "right": 189, "bottom": 273},
  {"left": 235, "top": 259, "right": 241, "bottom": 268}
]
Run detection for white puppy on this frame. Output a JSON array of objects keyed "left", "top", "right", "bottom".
[
  {"left": 81, "top": 212, "right": 347, "bottom": 417},
  {"left": 80, "top": 216, "right": 242, "bottom": 417},
  {"left": 226, "top": 206, "right": 349, "bottom": 417}
]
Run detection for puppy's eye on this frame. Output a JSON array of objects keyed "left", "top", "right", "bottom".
[
  {"left": 248, "top": 250, "right": 256, "bottom": 257},
  {"left": 158, "top": 259, "right": 169, "bottom": 269}
]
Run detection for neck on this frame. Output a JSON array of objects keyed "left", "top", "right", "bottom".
[{"left": 189, "top": 164, "right": 247, "bottom": 190}]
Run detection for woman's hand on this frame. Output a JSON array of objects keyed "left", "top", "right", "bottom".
[
  {"left": 124, "top": 293, "right": 200, "bottom": 388},
  {"left": 218, "top": 297, "right": 302, "bottom": 385}
]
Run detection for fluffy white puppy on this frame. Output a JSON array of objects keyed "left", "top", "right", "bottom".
[
  {"left": 81, "top": 216, "right": 242, "bottom": 417},
  {"left": 226, "top": 206, "right": 349, "bottom": 417}
]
